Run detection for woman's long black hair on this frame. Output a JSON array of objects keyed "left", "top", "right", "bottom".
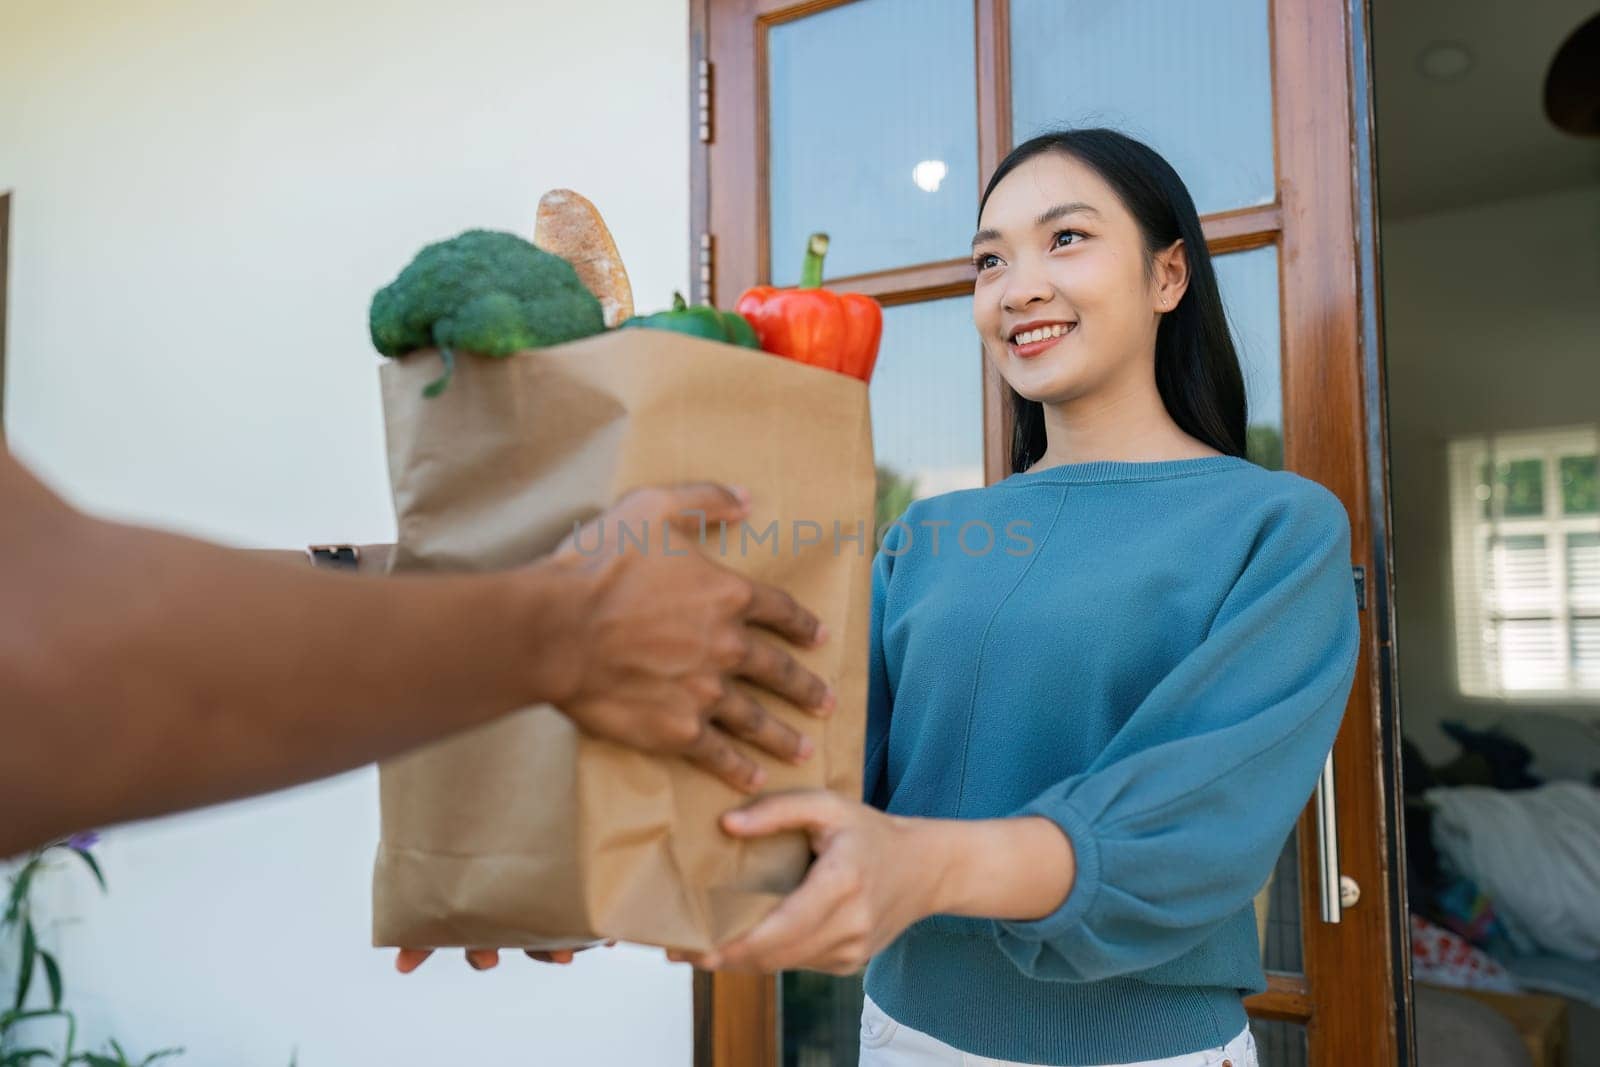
[{"left": 980, "top": 129, "right": 1248, "bottom": 473}]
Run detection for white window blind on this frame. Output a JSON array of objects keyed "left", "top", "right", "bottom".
[{"left": 1449, "top": 426, "right": 1600, "bottom": 699}]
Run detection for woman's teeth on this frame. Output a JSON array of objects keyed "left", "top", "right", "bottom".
[{"left": 1013, "top": 324, "right": 1071, "bottom": 345}]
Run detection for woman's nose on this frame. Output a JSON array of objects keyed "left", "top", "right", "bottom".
[{"left": 1001, "top": 262, "right": 1052, "bottom": 312}]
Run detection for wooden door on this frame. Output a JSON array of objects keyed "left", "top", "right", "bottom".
[
  {"left": 1, "top": 191, "right": 10, "bottom": 439},
  {"left": 689, "top": 1, "right": 1406, "bottom": 1062}
]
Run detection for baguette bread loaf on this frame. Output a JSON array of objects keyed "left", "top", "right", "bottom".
[{"left": 535, "top": 189, "right": 634, "bottom": 328}]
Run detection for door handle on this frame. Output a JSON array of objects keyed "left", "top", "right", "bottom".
[{"left": 1315, "top": 753, "right": 1342, "bottom": 924}]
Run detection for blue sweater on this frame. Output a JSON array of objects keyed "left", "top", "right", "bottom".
[{"left": 862, "top": 455, "right": 1360, "bottom": 1065}]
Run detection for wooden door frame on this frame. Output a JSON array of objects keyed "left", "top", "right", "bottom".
[
  {"left": 1272, "top": 0, "right": 1404, "bottom": 1060},
  {"left": 1, "top": 191, "right": 10, "bottom": 440},
  {"left": 691, "top": 0, "right": 1407, "bottom": 1062},
  {"left": 1347, "top": 0, "right": 1415, "bottom": 1060}
]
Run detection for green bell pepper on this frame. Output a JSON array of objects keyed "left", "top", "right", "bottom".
[{"left": 619, "top": 292, "right": 761, "bottom": 349}]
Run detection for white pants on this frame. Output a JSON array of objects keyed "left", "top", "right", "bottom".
[{"left": 859, "top": 994, "right": 1259, "bottom": 1067}]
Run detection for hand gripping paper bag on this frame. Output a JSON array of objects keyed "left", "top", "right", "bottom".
[{"left": 371, "top": 329, "right": 874, "bottom": 953}]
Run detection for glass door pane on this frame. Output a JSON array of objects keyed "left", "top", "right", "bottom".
[
  {"left": 1009, "top": 0, "right": 1274, "bottom": 215},
  {"left": 871, "top": 296, "right": 986, "bottom": 523},
  {"left": 782, "top": 971, "right": 863, "bottom": 1067},
  {"left": 768, "top": 0, "right": 978, "bottom": 283},
  {"left": 783, "top": 294, "right": 983, "bottom": 1062},
  {"left": 1251, "top": 1019, "right": 1309, "bottom": 1067},
  {"left": 1215, "top": 244, "right": 1305, "bottom": 977},
  {"left": 1215, "top": 245, "right": 1284, "bottom": 470}
]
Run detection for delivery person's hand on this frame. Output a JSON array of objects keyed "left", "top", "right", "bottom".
[
  {"left": 542, "top": 482, "right": 835, "bottom": 793},
  {"left": 395, "top": 941, "right": 616, "bottom": 974}
]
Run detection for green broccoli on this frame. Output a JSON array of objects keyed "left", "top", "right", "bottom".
[{"left": 369, "top": 229, "right": 606, "bottom": 396}]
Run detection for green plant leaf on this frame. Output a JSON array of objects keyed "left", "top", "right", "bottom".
[
  {"left": 3, "top": 861, "right": 39, "bottom": 927},
  {"left": 70, "top": 850, "right": 108, "bottom": 894},
  {"left": 14, "top": 922, "right": 36, "bottom": 1011},
  {"left": 0, "top": 1048, "right": 57, "bottom": 1066},
  {"left": 139, "top": 1050, "right": 183, "bottom": 1066},
  {"left": 69, "top": 1054, "right": 123, "bottom": 1067},
  {"left": 38, "top": 950, "right": 61, "bottom": 1010},
  {"left": 0, "top": 1006, "right": 68, "bottom": 1027}
]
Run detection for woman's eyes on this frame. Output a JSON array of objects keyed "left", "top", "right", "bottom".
[{"left": 971, "top": 230, "right": 1087, "bottom": 273}]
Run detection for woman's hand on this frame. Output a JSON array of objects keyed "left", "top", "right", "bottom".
[
  {"left": 395, "top": 941, "right": 616, "bottom": 973},
  {"left": 666, "top": 791, "right": 942, "bottom": 976}
]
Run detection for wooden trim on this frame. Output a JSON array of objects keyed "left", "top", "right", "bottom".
[
  {"left": 706, "top": 0, "right": 758, "bottom": 305},
  {"left": 752, "top": 0, "right": 848, "bottom": 20},
  {"left": 983, "top": 356, "right": 1012, "bottom": 486},
  {"left": 0, "top": 191, "right": 9, "bottom": 440},
  {"left": 1273, "top": 0, "right": 1400, "bottom": 1061},
  {"left": 689, "top": 0, "right": 712, "bottom": 305},
  {"left": 1245, "top": 974, "right": 1313, "bottom": 1022},
  {"left": 1347, "top": 0, "right": 1415, "bottom": 1061},
  {"left": 1201, "top": 203, "right": 1283, "bottom": 254},
  {"left": 698, "top": 971, "right": 778, "bottom": 1067},
  {"left": 825, "top": 258, "right": 975, "bottom": 306},
  {"left": 693, "top": 971, "right": 714, "bottom": 1067},
  {"left": 975, "top": 0, "right": 1011, "bottom": 190},
  {"left": 976, "top": 0, "right": 1013, "bottom": 483},
  {"left": 754, "top": 13, "right": 771, "bottom": 288}
]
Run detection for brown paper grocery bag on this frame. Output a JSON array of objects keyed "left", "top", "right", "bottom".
[{"left": 370, "top": 329, "right": 874, "bottom": 953}]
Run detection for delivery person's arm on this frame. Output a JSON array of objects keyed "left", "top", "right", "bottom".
[{"left": 0, "top": 445, "right": 832, "bottom": 858}]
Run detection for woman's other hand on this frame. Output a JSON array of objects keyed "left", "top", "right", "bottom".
[{"left": 667, "top": 791, "right": 940, "bottom": 976}]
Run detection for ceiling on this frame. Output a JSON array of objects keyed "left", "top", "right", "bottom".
[{"left": 1373, "top": 0, "right": 1600, "bottom": 219}]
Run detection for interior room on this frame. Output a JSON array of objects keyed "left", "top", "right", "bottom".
[{"left": 1376, "top": 3, "right": 1600, "bottom": 1064}]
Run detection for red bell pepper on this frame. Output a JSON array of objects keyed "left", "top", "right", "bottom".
[{"left": 735, "top": 233, "right": 883, "bottom": 382}]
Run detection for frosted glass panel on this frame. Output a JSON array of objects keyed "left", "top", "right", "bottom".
[
  {"left": 1250, "top": 1019, "right": 1308, "bottom": 1067},
  {"left": 783, "top": 300, "right": 983, "bottom": 1064},
  {"left": 768, "top": 0, "right": 978, "bottom": 284},
  {"left": 871, "top": 297, "right": 985, "bottom": 524},
  {"left": 1262, "top": 831, "right": 1303, "bottom": 976},
  {"left": 1010, "top": 0, "right": 1274, "bottom": 215},
  {"left": 1214, "top": 246, "right": 1283, "bottom": 470}
]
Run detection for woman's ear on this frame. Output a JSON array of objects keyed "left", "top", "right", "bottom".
[{"left": 1152, "top": 239, "right": 1190, "bottom": 312}]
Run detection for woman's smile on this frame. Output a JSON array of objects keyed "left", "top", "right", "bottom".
[{"left": 1008, "top": 319, "right": 1077, "bottom": 359}]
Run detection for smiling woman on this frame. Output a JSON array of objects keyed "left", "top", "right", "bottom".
[
  {"left": 969, "top": 130, "right": 1246, "bottom": 475},
  {"left": 673, "top": 129, "right": 1359, "bottom": 1067}
]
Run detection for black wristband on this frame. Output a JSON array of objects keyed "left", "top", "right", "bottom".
[{"left": 306, "top": 544, "right": 360, "bottom": 571}]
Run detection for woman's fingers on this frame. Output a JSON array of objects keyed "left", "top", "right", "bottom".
[
  {"left": 466, "top": 948, "right": 501, "bottom": 970},
  {"left": 711, "top": 858, "right": 852, "bottom": 972},
  {"left": 721, "top": 790, "right": 841, "bottom": 840}
]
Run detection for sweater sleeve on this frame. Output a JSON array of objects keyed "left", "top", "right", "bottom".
[
  {"left": 862, "top": 537, "right": 896, "bottom": 810},
  {"left": 992, "top": 486, "right": 1361, "bottom": 983}
]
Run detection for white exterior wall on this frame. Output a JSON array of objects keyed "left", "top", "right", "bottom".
[{"left": 0, "top": 1, "right": 694, "bottom": 1062}]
